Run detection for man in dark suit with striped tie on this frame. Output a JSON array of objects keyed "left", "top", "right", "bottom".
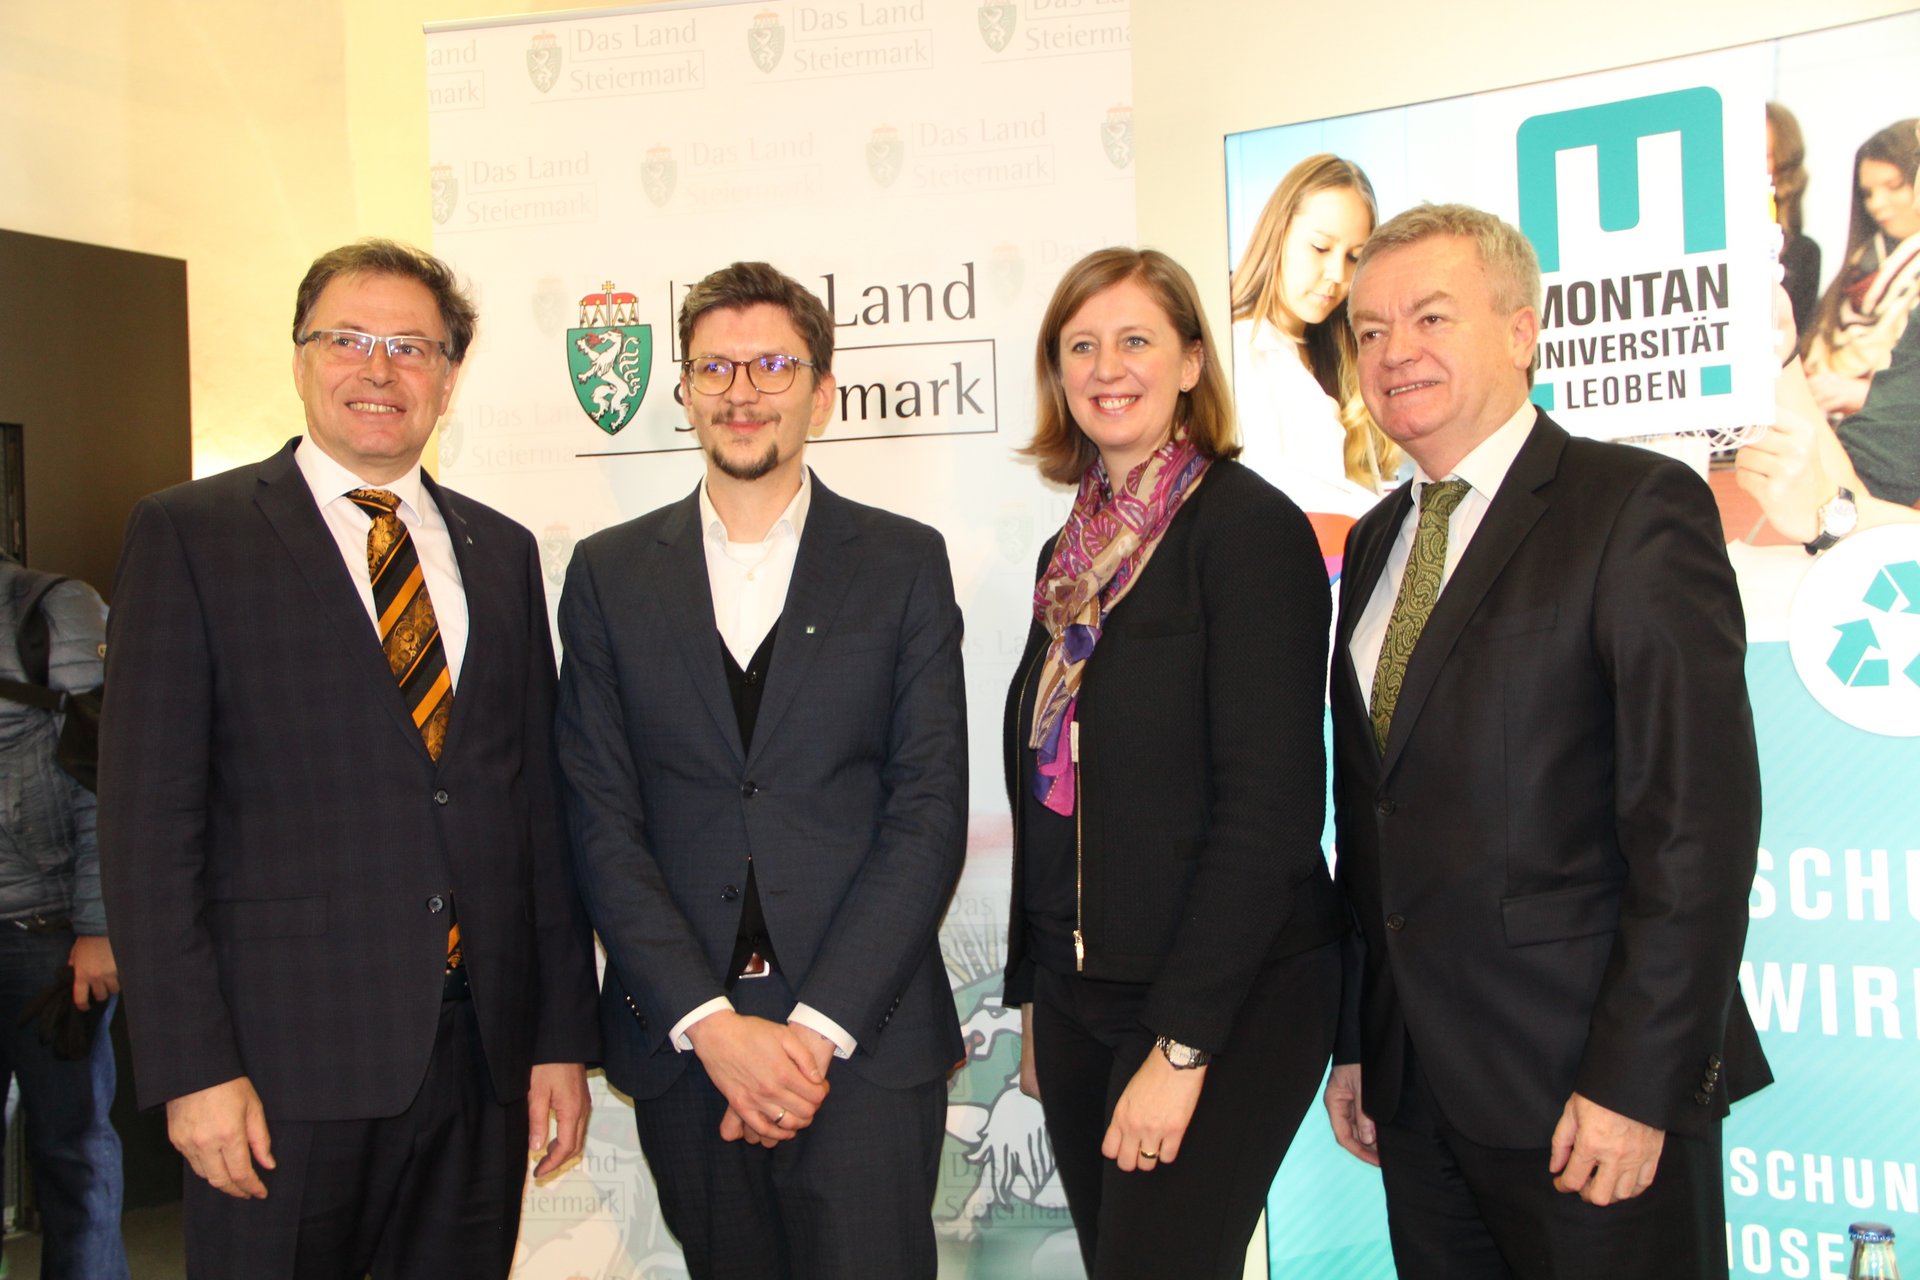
[{"left": 98, "top": 240, "right": 600, "bottom": 1279}]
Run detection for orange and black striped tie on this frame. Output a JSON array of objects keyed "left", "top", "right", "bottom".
[{"left": 349, "top": 487, "right": 461, "bottom": 970}]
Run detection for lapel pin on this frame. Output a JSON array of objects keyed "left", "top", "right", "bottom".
[{"left": 805, "top": 625, "right": 816, "bottom": 634}]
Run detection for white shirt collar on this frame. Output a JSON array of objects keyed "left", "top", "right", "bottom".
[
  {"left": 699, "top": 468, "right": 813, "bottom": 546},
  {"left": 294, "top": 435, "right": 430, "bottom": 522},
  {"left": 1411, "top": 400, "right": 1537, "bottom": 504}
]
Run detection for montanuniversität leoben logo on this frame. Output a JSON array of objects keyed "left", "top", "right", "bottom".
[
  {"left": 748, "top": 11, "right": 785, "bottom": 73},
  {"left": 1514, "top": 86, "right": 1726, "bottom": 275},
  {"left": 1788, "top": 526, "right": 1920, "bottom": 737},
  {"left": 567, "top": 282, "right": 651, "bottom": 436},
  {"left": 977, "top": 1, "right": 1016, "bottom": 52},
  {"left": 527, "top": 32, "right": 562, "bottom": 94}
]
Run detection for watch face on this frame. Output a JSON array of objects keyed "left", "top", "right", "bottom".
[{"left": 1826, "top": 495, "right": 1860, "bottom": 539}]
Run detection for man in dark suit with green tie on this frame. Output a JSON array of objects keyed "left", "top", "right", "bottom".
[{"left": 1322, "top": 204, "right": 1768, "bottom": 1278}]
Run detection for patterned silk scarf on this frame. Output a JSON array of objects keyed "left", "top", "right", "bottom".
[{"left": 1027, "top": 432, "right": 1210, "bottom": 815}]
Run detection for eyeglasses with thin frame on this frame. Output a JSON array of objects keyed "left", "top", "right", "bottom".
[
  {"left": 297, "top": 329, "right": 451, "bottom": 371},
  {"left": 682, "top": 353, "right": 816, "bottom": 396}
]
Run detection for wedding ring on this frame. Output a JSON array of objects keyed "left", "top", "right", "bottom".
[
  {"left": 774, "top": 1109, "right": 787, "bottom": 1126},
  {"left": 1139, "top": 1149, "right": 1158, "bottom": 1160}
]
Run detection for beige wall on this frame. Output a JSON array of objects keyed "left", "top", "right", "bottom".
[{"left": 4, "top": 0, "right": 1911, "bottom": 476}]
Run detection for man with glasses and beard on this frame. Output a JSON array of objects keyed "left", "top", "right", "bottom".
[{"left": 555, "top": 261, "right": 968, "bottom": 1279}]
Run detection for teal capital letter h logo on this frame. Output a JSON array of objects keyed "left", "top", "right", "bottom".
[{"left": 1515, "top": 87, "right": 1725, "bottom": 272}]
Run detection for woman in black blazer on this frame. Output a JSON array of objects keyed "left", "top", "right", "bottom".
[{"left": 1003, "top": 247, "right": 1345, "bottom": 1278}]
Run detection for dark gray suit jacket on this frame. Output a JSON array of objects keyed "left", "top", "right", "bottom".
[
  {"left": 555, "top": 474, "right": 967, "bottom": 1101},
  {"left": 1331, "top": 412, "right": 1769, "bottom": 1148},
  {"left": 98, "top": 440, "right": 600, "bottom": 1118}
]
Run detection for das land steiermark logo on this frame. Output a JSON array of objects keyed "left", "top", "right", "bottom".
[{"left": 566, "top": 281, "right": 651, "bottom": 436}]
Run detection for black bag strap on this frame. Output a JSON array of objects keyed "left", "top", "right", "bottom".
[
  {"left": 0, "top": 571, "right": 72, "bottom": 710},
  {"left": 0, "top": 677, "right": 65, "bottom": 713},
  {"left": 15, "top": 572, "right": 68, "bottom": 686}
]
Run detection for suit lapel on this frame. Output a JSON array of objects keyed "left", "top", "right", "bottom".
[
  {"left": 422, "top": 470, "right": 492, "bottom": 762},
  {"left": 1379, "top": 413, "right": 1563, "bottom": 773},
  {"left": 252, "top": 440, "right": 432, "bottom": 757},
  {"left": 1335, "top": 486, "right": 1410, "bottom": 712},
  {"left": 747, "top": 475, "right": 859, "bottom": 766},
  {"left": 656, "top": 488, "right": 747, "bottom": 765}
]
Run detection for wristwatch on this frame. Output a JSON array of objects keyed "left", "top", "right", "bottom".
[
  {"left": 1804, "top": 486, "right": 1858, "bottom": 555},
  {"left": 1154, "top": 1035, "right": 1211, "bottom": 1069}
]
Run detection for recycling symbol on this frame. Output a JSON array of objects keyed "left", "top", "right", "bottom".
[
  {"left": 1790, "top": 528, "right": 1920, "bottom": 736},
  {"left": 1823, "top": 560, "right": 1920, "bottom": 688}
]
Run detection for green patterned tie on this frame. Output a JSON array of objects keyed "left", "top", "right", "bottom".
[{"left": 1370, "top": 479, "right": 1470, "bottom": 753}]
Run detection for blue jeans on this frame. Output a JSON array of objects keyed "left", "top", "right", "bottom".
[{"left": 0, "top": 929, "right": 129, "bottom": 1279}]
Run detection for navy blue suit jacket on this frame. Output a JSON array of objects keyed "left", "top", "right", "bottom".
[
  {"left": 99, "top": 440, "right": 600, "bottom": 1118},
  {"left": 555, "top": 474, "right": 967, "bottom": 1101}
]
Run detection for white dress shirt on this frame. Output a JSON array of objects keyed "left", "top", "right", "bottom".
[
  {"left": 702, "top": 470, "right": 811, "bottom": 668},
  {"left": 294, "top": 437, "right": 469, "bottom": 688},
  {"left": 669, "top": 470, "right": 856, "bottom": 1059},
  {"left": 1349, "top": 401, "right": 1537, "bottom": 706}
]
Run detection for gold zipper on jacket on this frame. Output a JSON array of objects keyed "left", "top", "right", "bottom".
[{"left": 1071, "top": 717, "right": 1084, "bottom": 970}]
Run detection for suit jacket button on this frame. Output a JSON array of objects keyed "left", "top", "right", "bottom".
[
  {"left": 1707, "top": 1053, "right": 1723, "bottom": 1070},
  {"left": 433, "top": 789, "right": 450, "bottom": 805},
  {"left": 1386, "top": 913, "right": 1406, "bottom": 931},
  {"left": 1693, "top": 1090, "right": 1712, "bottom": 1105},
  {"left": 721, "top": 884, "right": 740, "bottom": 902},
  {"left": 740, "top": 781, "right": 758, "bottom": 799},
  {"left": 427, "top": 895, "right": 446, "bottom": 913},
  {"left": 1375, "top": 798, "right": 1396, "bottom": 817}
]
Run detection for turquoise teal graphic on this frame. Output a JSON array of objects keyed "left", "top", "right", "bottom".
[
  {"left": 1515, "top": 86, "right": 1726, "bottom": 273},
  {"left": 1828, "top": 559, "right": 1920, "bottom": 687}
]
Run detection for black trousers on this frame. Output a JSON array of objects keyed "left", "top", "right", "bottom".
[
  {"left": 1375, "top": 1045, "right": 1728, "bottom": 1280},
  {"left": 1030, "top": 941, "right": 1339, "bottom": 1280},
  {"left": 183, "top": 994, "right": 530, "bottom": 1280},
  {"left": 633, "top": 971, "right": 945, "bottom": 1280}
]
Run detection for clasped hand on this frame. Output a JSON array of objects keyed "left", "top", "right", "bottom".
[{"left": 687, "top": 1010, "right": 833, "bottom": 1147}]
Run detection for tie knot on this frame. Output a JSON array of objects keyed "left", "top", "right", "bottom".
[
  {"left": 349, "top": 488, "right": 401, "bottom": 517},
  {"left": 1419, "top": 478, "right": 1470, "bottom": 519}
]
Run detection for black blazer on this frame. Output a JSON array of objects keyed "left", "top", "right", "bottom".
[
  {"left": 98, "top": 440, "right": 600, "bottom": 1119},
  {"left": 1003, "top": 459, "right": 1345, "bottom": 1053},
  {"left": 555, "top": 475, "right": 968, "bottom": 1101},
  {"left": 1330, "top": 412, "right": 1769, "bottom": 1147}
]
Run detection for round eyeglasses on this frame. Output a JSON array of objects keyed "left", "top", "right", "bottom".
[
  {"left": 682, "top": 353, "right": 816, "bottom": 396},
  {"left": 298, "top": 329, "right": 451, "bottom": 371}
]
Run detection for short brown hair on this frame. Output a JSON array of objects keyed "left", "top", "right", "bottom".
[
  {"left": 292, "top": 239, "right": 477, "bottom": 363},
  {"left": 1024, "top": 248, "right": 1237, "bottom": 485},
  {"left": 677, "top": 262, "right": 834, "bottom": 376}
]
